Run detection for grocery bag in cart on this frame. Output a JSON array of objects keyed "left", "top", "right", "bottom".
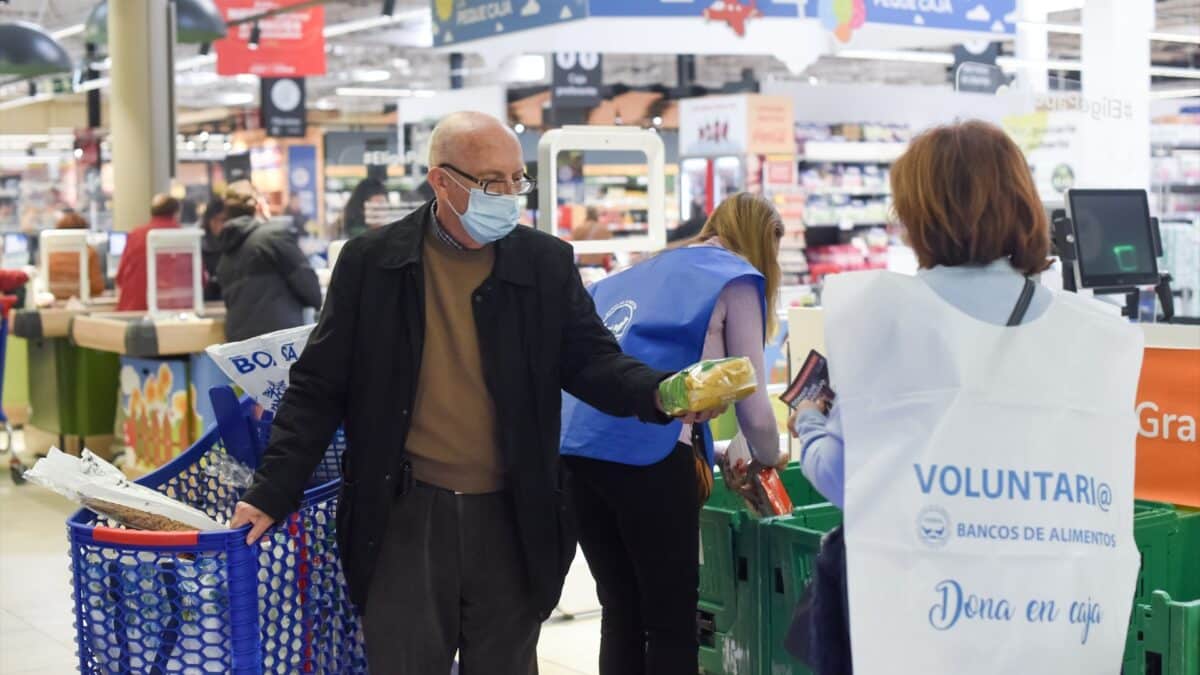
[{"left": 66, "top": 391, "right": 366, "bottom": 674}]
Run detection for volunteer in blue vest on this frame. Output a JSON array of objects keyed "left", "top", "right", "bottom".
[
  {"left": 787, "top": 120, "right": 1143, "bottom": 674},
  {"left": 561, "top": 192, "right": 789, "bottom": 675}
]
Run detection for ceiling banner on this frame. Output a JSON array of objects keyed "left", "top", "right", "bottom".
[
  {"left": 215, "top": 0, "right": 327, "bottom": 77},
  {"left": 432, "top": 0, "right": 588, "bottom": 47},
  {"left": 807, "top": 0, "right": 1016, "bottom": 41}
]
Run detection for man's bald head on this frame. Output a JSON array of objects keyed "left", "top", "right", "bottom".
[
  {"left": 428, "top": 111, "right": 520, "bottom": 169},
  {"left": 426, "top": 111, "right": 527, "bottom": 249}
]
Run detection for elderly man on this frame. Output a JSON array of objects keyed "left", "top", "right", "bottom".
[{"left": 232, "top": 111, "right": 721, "bottom": 673}]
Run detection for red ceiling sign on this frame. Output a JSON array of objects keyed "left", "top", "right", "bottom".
[{"left": 214, "top": 0, "right": 326, "bottom": 77}]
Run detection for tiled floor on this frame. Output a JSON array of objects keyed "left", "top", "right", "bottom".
[{"left": 0, "top": 438, "right": 603, "bottom": 674}]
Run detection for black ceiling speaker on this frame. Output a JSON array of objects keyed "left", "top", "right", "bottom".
[
  {"left": 0, "top": 22, "right": 74, "bottom": 76},
  {"left": 86, "top": 0, "right": 227, "bottom": 46}
]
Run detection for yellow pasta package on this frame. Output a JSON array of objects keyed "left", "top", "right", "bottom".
[{"left": 658, "top": 357, "right": 758, "bottom": 416}]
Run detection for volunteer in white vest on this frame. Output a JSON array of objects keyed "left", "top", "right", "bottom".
[{"left": 789, "top": 120, "right": 1144, "bottom": 674}]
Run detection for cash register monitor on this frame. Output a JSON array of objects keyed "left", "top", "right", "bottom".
[
  {"left": 4, "top": 232, "right": 28, "bottom": 255},
  {"left": 108, "top": 232, "right": 127, "bottom": 258},
  {"left": 1066, "top": 189, "right": 1159, "bottom": 288}
]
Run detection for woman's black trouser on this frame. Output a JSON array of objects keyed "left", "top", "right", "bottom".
[
  {"left": 564, "top": 442, "right": 700, "bottom": 675},
  {"left": 785, "top": 525, "right": 853, "bottom": 674}
]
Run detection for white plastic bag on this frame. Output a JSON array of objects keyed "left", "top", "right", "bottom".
[
  {"left": 26, "top": 448, "right": 224, "bottom": 531},
  {"left": 205, "top": 324, "right": 314, "bottom": 412}
]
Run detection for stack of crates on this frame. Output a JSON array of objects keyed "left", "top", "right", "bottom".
[
  {"left": 699, "top": 488, "right": 1199, "bottom": 675},
  {"left": 697, "top": 463, "right": 824, "bottom": 675},
  {"left": 1127, "top": 506, "right": 1200, "bottom": 675}
]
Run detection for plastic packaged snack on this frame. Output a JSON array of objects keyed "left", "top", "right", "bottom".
[
  {"left": 717, "top": 435, "right": 794, "bottom": 518},
  {"left": 206, "top": 324, "right": 314, "bottom": 412},
  {"left": 25, "top": 448, "right": 224, "bottom": 531},
  {"left": 658, "top": 356, "right": 758, "bottom": 416}
]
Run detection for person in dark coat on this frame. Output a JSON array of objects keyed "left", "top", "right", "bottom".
[
  {"left": 200, "top": 196, "right": 225, "bottom": 301},
  {"left": 216, "top": 181, "right": 321, "bottom": 341},
  {"left": 230, "top": 112, "right": 725, "bottom": 675}
]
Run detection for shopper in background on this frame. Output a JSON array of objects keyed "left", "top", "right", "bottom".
[
  {"left": 575, "top": 206, "right": 613, "bottom": 269},
  {"left": 560, "top": 192, "right": 787, "bottom": 675},
  {"left": 200, "top": 196, "right": 225, "bottom": 301},
  {"left": 115, "top": 194, "right": 184, "bottom": 311},
  {"left": 786, "top": 120, "right": 1143, "bottom": 673},
  {"left": 668, "top": 197, "right": 708, "bottom": 243},
  {"left": 216, "top": 181, "right": 321, "bottom": 341},
  {"left": 47, "top": 211, "right": 104, "bottom": 301},
  {"left": 230, "top": 111, "right": 725, "bottom": 675},
  {"left": 338, "top": 177, "right": 387, "bottom": 238},
  {"left": 284, "top": 193, "right": 308, "bottom": 239}
]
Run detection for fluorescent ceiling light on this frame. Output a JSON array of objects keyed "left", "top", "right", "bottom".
[
  {"left": 1017, "top": 21, "right": 1082, "bottom": 34},
  {"left": 1149, "top": 31, "right": 1200, "bottom": 45},
  {"left": 235, "top": 74, "right": 258, "bottom": 84},
  {"left": 1150, "top": 66, "right": 1200, "bottom": 80},
  {"left": 217, "top": 92, "right": 255, "bottom": 105},
  {"left": 51, "top": 24, "right": 86, "bottom": 40},
  {"left": 1151, "top": 88, "right": 1200, "bottom": 100},
  {"left": 323, "top": 9, "right": 430, "bottom": 37},
  {"left": 834, "top": 49, "right": 954, "bottom": 65},
  {"left": 413, "top": 89, "right": 437, "bottom": 98},
  {"left": 353, "top": 69, "right": 392, "bottom": 83},
  {"left": 337, "top": 87, "right": 413, "bottom": 97},
  {"left": 996, "top": 56, "right": 1082, "bottom": 72}
]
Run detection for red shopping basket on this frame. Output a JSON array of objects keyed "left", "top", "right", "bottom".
[{"left": 66, "top": 390, "right": 366, "bottom": 674}]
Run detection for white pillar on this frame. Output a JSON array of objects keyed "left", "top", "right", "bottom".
[
  {"left": 109, "top": 0, "right": 176, "bottom": 231},
  {"left": 1078, "top": 0, "right": 1153, "bottom": 190},
  {"left": 1015, "top": 0, "right": 1049, "bottom": 94}
]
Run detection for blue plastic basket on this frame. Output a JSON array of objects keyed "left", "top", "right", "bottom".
[{"left": 66, "top": 394, "right": 366, "bottom": 674}]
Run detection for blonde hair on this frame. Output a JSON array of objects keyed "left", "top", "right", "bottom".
[{"left": 680, "top": 192, "right": 782, "bottom": 338}]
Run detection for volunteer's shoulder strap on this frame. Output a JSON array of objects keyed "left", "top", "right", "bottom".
[{"left": 1006, "top": 277, "right": 1037, "bottom": 327}]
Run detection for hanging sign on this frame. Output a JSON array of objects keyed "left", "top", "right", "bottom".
[
  {"left": 287, "top": 145, "right": 318, "bottom": 221},
  {"left": 432, "top": 0, "right": 588, "bottom": 46},
  {"left": 807, "top": 0, "right": 1016, "bottom": 41},
  {"left": 261, "top": 77, "right": 306, "bottom": 138},
  {"left": 215, "top": 0, "right": 327, "bottom": 77},
  {"left": 680, "top": 95, "right": 749, "bottom": 157},
  {"left": 223, "top": 152, "right": 252, "bottom": 183},
  {"left": 552, "top": 52, "right": 603, "bottom": 109}
]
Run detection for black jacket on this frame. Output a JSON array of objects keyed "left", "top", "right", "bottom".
[
  {"left": 241, "top": 202, "right": 669, "bottom": 617},
  {"left": 217, "top": 215, "right": 322, "bottom": 342}
]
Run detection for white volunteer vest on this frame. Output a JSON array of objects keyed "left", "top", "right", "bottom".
[{"left": 823, "top": 271, "right": 1144, "bottom": 675}]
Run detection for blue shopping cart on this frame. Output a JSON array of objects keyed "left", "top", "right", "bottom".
[{"left": 66, "top": 385, "right": 366, "bottom": 674}]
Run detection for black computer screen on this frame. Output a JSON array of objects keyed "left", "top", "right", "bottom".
[{"left": 1067, "top": 189, "right": 1158, "bottom": 288}]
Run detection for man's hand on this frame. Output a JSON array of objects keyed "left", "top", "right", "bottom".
[
  {"left": 680, "top": 405, "right": 728, "bottom": 425},
  {"left": 788, "top": 398, "right": 830, "bottom": 438},
  {"left": 655, "top": 389, "right": 728, "bottom": 424},
  {"left": 230, "top": 501, "right": 275, "bottom": 545}
]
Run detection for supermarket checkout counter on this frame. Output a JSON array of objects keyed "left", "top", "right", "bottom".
[
  {"left": 787, "top": 188, "right": 1200, "bottom": 508},
  {"left": 64, "top": 229, "right": 231, "bottom": 473},
  {"left": 9, "top": 231, "right": 124, "bottom": 459}
]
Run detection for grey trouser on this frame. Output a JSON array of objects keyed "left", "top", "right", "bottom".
[{"left": 363, "top": 483, "right": 540, "bottom": 675}]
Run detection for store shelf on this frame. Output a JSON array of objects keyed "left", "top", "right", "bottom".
[
  {"left": 799, "top": 141, "right": 907, "bottom": 164},
  {"left": 804, "top": 221, "right": 888, "bottom": 229},
  {"left": 1154, "top": 183, "right": 1200, "bottom": 194},
  {"left": 804, "top": 188, "right": 891, "bottom": 197}
]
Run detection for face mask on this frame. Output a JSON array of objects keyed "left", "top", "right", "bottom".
[{"left": 444, "top": 175, "right": 521, "bottom": 245}]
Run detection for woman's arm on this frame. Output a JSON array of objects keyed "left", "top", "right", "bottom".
[
  {"left": 721, "top": 280, "right": 785, "bottom": 465},
  {"left": 791, "top": 402, "right": 845, "bottom": 508}
]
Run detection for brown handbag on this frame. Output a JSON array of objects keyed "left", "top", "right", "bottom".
[{"left": 692, "top": 423, "right": 714, "bottom": 508}]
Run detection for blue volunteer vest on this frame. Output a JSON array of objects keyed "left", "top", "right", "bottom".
[{"left": 560, "top": 246, "right": 765, "bottom": 466}]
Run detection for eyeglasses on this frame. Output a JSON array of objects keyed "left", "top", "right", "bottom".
[{"left": 439, "top": 163, "right": 535, "bottom": 196}]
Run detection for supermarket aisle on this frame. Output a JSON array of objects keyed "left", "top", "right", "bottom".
[
  {"left": 0, "top": 461, "right": 79, "bottom": 674},
  {"left": 0, "top": 439, "right": 602, "bottom": 675}
]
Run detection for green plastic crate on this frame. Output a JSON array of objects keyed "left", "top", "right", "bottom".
[
  {"left": 698, "top": 464, "right": 828, "bottom": 675},
  {"left": 1134, "top": 590, "right": 1200, "bottom": 675},
  {"left": 763, "top": 504, "right": 842, "bottom": 675}
]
